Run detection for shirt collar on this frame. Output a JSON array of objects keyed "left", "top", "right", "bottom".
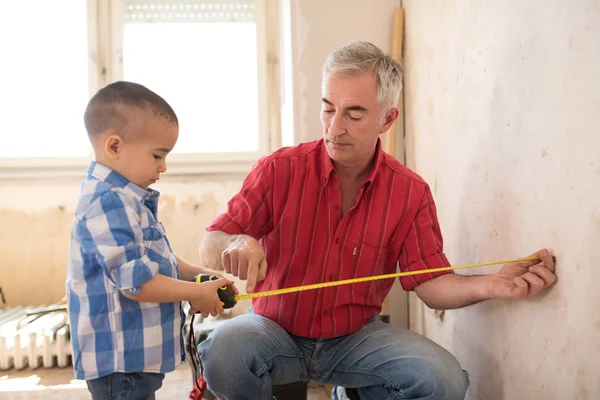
[
  {"left": 320, "top": 138, "right": 384, "bottom": 187},
  {"left": 87, "top": 161, "right": 160, "bottom": 204}
]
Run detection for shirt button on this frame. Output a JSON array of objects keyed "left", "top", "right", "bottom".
[
  {"left": 334, "top": 204, "right": 340, "bottom": 210},
  {"left": 329, "top": 274, "right": 334, "bottom": 281},
  {"left": 322, "top": 178, "right": 327, "bottom": 185},
  {"left": 335, "top": 238, "right": 340, "bottom": 244},
  {"left": 323, "top": 311, "right": 329, "bottom": 317}
]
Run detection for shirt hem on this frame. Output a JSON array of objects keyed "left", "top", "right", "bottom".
[{"left": 76, "top": 360, "right": 185, "bottom": 381}]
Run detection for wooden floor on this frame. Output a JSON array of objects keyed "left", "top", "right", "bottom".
[{"left": 0, "top": 363, "right": 331, "bottom": 399}]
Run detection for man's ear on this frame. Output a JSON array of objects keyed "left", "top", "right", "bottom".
[
  {"left": 379, "top": 108, "right": 400, "bottom": 134},
  {"left": 104, "top": 134, "right": 123, "bottom": 160}
]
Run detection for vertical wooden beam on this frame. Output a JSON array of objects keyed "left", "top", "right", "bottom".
[
  {"left": 381, "top": 8, "right": 405, "bottom": 322},
  {"left": 384, "top": 8, "right": 405, "bottom": 158}
]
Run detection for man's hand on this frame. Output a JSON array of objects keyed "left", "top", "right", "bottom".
[
  {"left": 222, "top": 235, "right": 267, "bottom": 293},
  {"left": 487, "top": 249, "right": 557, "bottom": 300},
  {"left": 188, "top": 277, "right": 239, "bottom": 318}
]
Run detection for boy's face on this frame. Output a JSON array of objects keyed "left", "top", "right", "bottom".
[{"left": 105, "top": 113, "right": 179, "bottom": 190}]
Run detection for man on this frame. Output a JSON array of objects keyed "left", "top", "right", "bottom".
[{"left": 196, "top": 41, "right": 557, "bottom": 400}]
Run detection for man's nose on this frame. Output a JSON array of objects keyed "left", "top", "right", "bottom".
[{"left": 328, "top": 114, "right": 345, "bottom": 137}]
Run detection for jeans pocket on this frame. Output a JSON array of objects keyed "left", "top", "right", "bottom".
[
  {"left": 112, "top": 373, "right": 133, "bottom": 400},
  {"left": 86, "top": 375, "right": 111, "bottom": 400}
]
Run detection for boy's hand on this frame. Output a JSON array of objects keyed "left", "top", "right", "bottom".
[{"left": 188, "top": 278, "right": 238, "bottom": 318}]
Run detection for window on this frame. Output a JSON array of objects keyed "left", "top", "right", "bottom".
[
  {"left": 122, "top": 0, "right": 262, "bottom": 154},
  {"left": 0, "top": 0, "right": 280, "bottom": 177},
  {"left": 0, "top": 1, "right": 90, "bottom": 159}
]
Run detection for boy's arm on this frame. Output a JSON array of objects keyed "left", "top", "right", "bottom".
[
  {"left": 121, "top": 273, "right": 229, "bottom": 304},
  {"left": 79, "top": 190, "right": 229, "bottom": 306},
  {"left": 175, "top": 256, "right": 214, "bottom": 281}
]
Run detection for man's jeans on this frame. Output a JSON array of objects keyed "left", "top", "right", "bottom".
[
  {"left": 86, "top": 372, "right": 165, "bottom": 400},
  {"left": 198, "top": 314, "right": 469, "bottom": 400}
]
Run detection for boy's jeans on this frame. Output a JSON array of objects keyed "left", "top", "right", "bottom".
[
  {"left": 86, "top": 372, "right": 165, "bottom": 400},
  {"left": 198, "top": 313, "right": 469, "bottom": 400}
]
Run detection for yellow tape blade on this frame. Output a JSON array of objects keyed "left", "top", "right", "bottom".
[{"left": 234, "top": 256, "right": 540, "bottom": 302}]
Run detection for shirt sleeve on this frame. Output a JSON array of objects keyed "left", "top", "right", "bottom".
[
  {"left": 398, "top": 185, "right": 453, "bottom": 291},
  {"left": 77, "top": 189, "right": 159, "bottom": 294},
  {"left": 207, "top": 156, "right": 274, "bottom": 239}
]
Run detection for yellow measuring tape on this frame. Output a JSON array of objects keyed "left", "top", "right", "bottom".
[{"left": 234, "top": 256, "right": 540, "bottom": 301}]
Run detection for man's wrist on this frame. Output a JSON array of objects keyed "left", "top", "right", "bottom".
[
  {"left": 474, "top": 275, "right": 495, "bottom": 301},
  {"left": 230, "top": 234, "right": 256, "bottom": 246}
]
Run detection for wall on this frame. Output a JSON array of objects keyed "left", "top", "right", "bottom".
[
  {"left": 403, "top": 0, "right": 600, "bottom": 398},
  {"left": 287, "top": 0, "right": 401, "bottom": 144},
  {"left": 0, "top": 175, "right": 245, "bottom": 307}
]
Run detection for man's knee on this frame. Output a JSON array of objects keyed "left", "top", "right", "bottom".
[
  {"left": 197, "top": 314, "right": 265, "bottom": 377},
  {"left": 392, "top": 348, "right": 468, "bottom": 399},
  {"left": 413, "top": 356, "right": 468, "bottom": 399},
  {"left": 371, "top": 325, "right": 468, "bottom": 399}
]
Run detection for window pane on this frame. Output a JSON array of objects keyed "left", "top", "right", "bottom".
[
  {"left": 123, "top": 2, "right": 260, "bottom": 154},
  {"left": 0, "top": 1, "right": 90, "bottom": 158}
]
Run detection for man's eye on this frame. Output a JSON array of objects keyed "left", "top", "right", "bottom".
[
  {"left": 153, "top": 155, "right": 162, "bottom": 160},
  {"left": 323, "top": 109, "right": 335, "bottom": 114},
  {"left": 348, "top": 115, "right": 361, "bottom": 121}
]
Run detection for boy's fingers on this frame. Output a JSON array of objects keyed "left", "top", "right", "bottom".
[
  {"left": 212, "top": 278, "right": 228, "bottom": 287},
  {"left": 230, "top": 283, "right": 239, "bottom": 295}
]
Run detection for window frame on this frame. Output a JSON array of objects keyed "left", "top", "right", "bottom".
[{"left": 0, "top": 0, "right": 281, "bottom": 180}]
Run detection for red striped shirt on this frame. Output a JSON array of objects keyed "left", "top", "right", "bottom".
[{"left": 207, "top": 139, "right": 452, "bottom": 338}]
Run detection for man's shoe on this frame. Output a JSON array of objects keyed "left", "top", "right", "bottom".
[{"left": 331, "top": 386, "right": 360, "bottom": 400}]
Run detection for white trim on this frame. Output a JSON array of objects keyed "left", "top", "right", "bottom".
[
  {"left": 88, "top": 0, "right": 101, "bottom": 99},
  {"left": 253, "top": 0, "right": 274, "bottom": 156},
  {"left": 264, "top": 0, "right": 282, "bottom": 151},
  {"left": 0, "top": 157, "right": 256, "bottom": 181},
  {"left": 110, "top": 0, "right": 125, "bottom": 82}
]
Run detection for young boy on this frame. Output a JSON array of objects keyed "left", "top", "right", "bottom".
[{"left": 66, "top": 81, "right": 237, "bottom": 399}]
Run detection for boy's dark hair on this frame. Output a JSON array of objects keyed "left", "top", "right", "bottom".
[{"left": 84, "top": 81, "right": 178, "bottom": 139}]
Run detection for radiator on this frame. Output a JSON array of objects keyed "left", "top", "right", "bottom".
[{"left": 0, "top": 306, "right": 71, "bottom": 371}]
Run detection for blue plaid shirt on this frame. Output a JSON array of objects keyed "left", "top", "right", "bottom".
[{"left": 66, "top": 162, "right": 185, "bottom": 380}]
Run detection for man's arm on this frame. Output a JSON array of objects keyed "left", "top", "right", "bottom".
[
  {"left": 200, "top": 157, "right": 274, "bottom": 292},
  {"left": 200, "top": 231, "right": 266, "bottom": 293},
  {"left": 413, "top": 274, "right": 489, "bottom": 309},
  {"left": 199, "top": 231, "right": 241, "bottom": 270},
  {"left": 414, "top": 249, "right": 557, "bottom": 309}
]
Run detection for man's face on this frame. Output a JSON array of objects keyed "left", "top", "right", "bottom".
[{"left": 320, "top": 71, "right": 397, "bottom": 167}]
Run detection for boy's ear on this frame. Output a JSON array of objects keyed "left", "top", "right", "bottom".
[{"left": 104, "top": 133, "right": 123, "bottom": 160}]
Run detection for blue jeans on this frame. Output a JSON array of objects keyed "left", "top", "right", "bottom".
[
  {"left": 86, "top": 372, "right": 165, "bottom": 400},
  {"left": 198, "top": 314, "right": 469, "bottom": 400}
]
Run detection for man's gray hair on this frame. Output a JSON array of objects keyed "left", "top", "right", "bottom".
[{"left": 322, "top": 40, "right": 403, "bottom": 113}]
